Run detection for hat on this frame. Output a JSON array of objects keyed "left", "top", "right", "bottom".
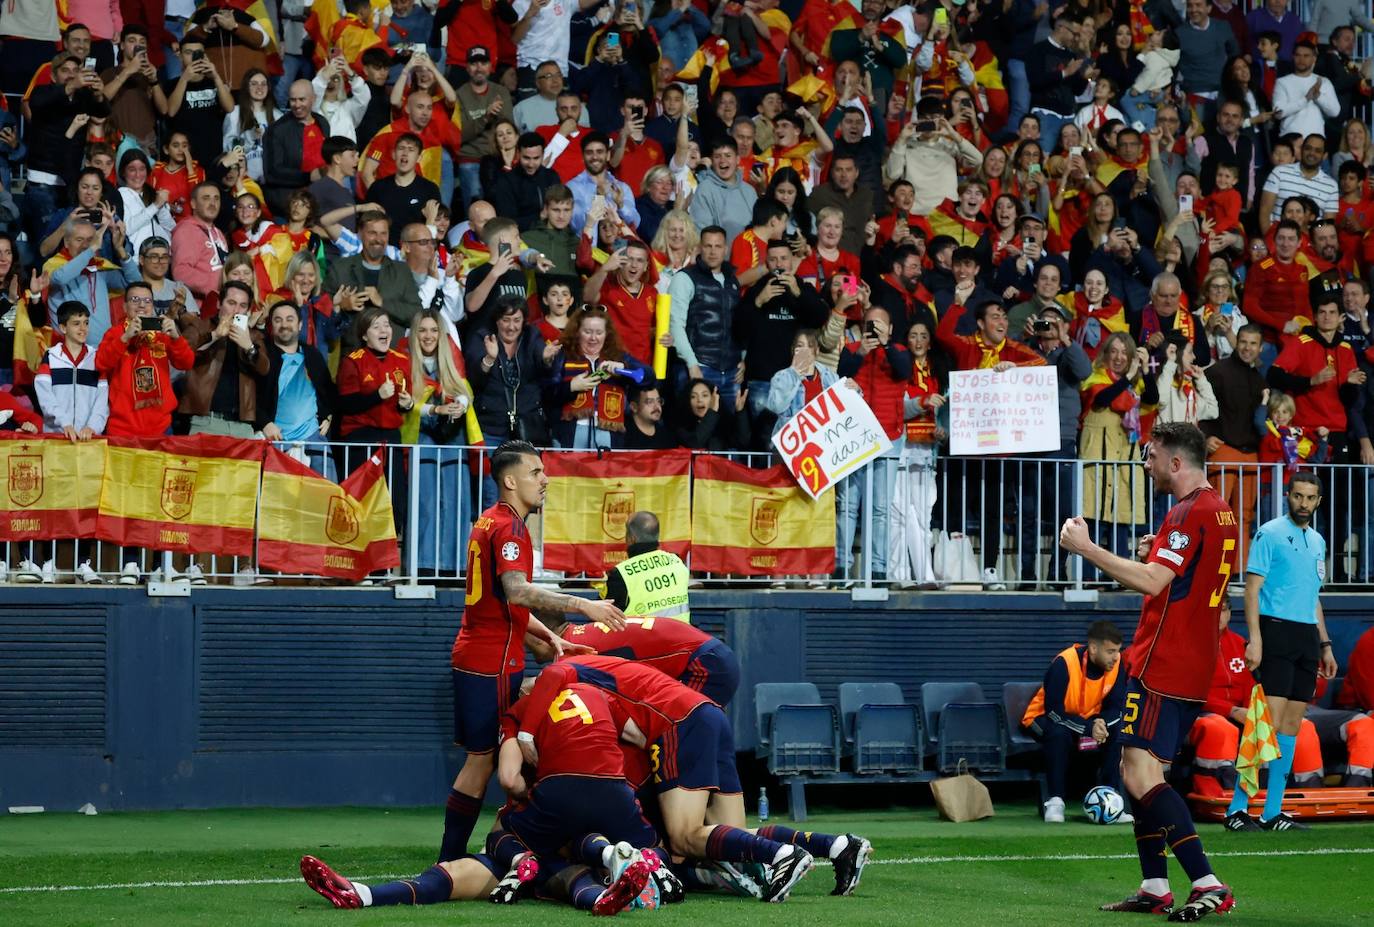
[
  {"left": 139, "top": 236, "right": 170, "bottom": 255},
  {"left": 467, "top": 45, "right": 491, "bottom": 62},
  {"left": 1040, "top": 303, "right": 1072, "bottom": 321},
  {"left": 1018, "top": 211, "right": 1048, "bottom": 228}
]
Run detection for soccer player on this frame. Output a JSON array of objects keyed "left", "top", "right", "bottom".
[
  {"left": 438, "top": 440, "right": 628, "bottom": 863},
  {"left": 1060, "top": 422, "right": 1239, "bottom": 922},
  {"left": 521, "top": 655, "right": 872, "bottom": 901},
  {"left": 534, "top": 614, "right": 742, "bottom": 707},
  {"left": 1226, "top": 472, "right": 1337, "bottom": 831}
]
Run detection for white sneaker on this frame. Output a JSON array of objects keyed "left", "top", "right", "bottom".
[
  {"left": 982, "top": 567, "right": 1006, "bottom": 591},
  {"left": 77, "top": 560, "right": 103, "bottom": 584},
  {"left": 14, "top": 559, "right": 43, "bottom": 583},
  {"left": 232, "top": 567, "right": 255, "bottom": 587},
  {"left": 184, "top": 564, "right": 207, "bottom": 585},
  {"left": 1044, "top": 797, "right": 1066, "bottom": 823},
  {"left": 0, "top": 560, "right": 8, "bottom": 583},
  {"left": 119, "top": 562, "right": 141, "bottom": 585},
  {"left": 39, "top": 559, "right": 55, "bottom": 584}
]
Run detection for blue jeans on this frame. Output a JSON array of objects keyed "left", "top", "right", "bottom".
[
  {"left": 274, "top": 53, "right": 313, "bottom": 110},
  {"left": 21, "top": 181, "right": 63, "bottom": 255},
  {"left": 1035, "top": 111, "right": 1070, "bottom": 158},
  {"left": 745, "top": 378, "right": 772, "bottom": 426},
  {"left": 457, "top": 161, "right": 483, "bottom": 212},
  {"left": 836, "top": 454, "right": 898, "bottom": 577},
  {"left": 415, "top": 439, "right": 472, "bottom": 573},
  {"left": 1018, "top": 442, "right": 1077, "bottom": 583},
  {"left": 1004, "top": 59, "right": 1029, "bottom": 141},
  {"left": 1118, "top": 90, "right": 1159, "bottom": 130},
  {"left": 440, "top": 150, "right": 456, "bottom": 211}
]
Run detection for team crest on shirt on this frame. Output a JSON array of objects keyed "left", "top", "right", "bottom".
[
  {"left": 1167, "top": 531, "right": 1190, "bottom": 551},
  {"left": 501, "top": 541, "right": 522, "bottom": 561}
]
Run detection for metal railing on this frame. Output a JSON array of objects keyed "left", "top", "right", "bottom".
[{"left": 4, "top": 441, "right": 1370, "bottom": 595}]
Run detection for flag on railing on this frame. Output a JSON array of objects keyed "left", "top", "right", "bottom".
[
  {"left": 257, "top": 446, "right": 399, "bottom": 581},
  {"left": 543, "top": 450, "right": 691, "bottom": 574},
  {"left": 0, "top": 435, "right": 104, "bottom": 541},
  {"left": 95, "top": 435, "right": 261, "bottom": 555},
  {"left": 1236, "top": 683, "right": 1281, "bottom": 798},
  {"left": 690, "top": 456, "right": 835, "bottom": 576}
]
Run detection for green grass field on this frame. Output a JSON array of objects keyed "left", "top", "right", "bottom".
[{"left": 3, "top": 804, "right": 1371, "bottom": 926}]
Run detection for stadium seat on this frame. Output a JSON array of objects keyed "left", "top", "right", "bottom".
[
  {"left": 937, "top": 702, "right": 1009, "bottom": 776},
  {"left": 838, "top": 682, "right": 906, "bottom": 746},
  {"left": 769, "top": 702, "right": 842, "bottom": 776},
  {"left": 754, "top": 682, "right": 824, "bottom": 750},
  {"left": 920, "top": 681, "right": 985, "bottom": 752},
  {"left": 854, "top": 704, "right": 922, "bottom": 775},
  {"left": 1002, "top": 682, "right": 1041, "bottom": 757}
]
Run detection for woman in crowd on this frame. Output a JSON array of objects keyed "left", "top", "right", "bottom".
[
  {"left": 648, "top": 208, "right": 700, "bottom": 277},
  {"left": 311, "top": 55, "right": 371, "bottom": 143},
  {"left": 1079, "top": 331, "right": 1156, "bottom": 574},
  {"left": 798, "top": 207, "right": 860, "bottom": 286},
  {"left": 404, "top": 308, "right": 474, "bottom": 578},
  {"left": 1069, "top": 267, "right": 1128, "bottom": 361},
  {"left": 765, "top": 167, "right": 814, "bottom": 242},
  {"left": 38, "top": 168, "right": 112, "bottom": 260},
  {"left": 674, "top": 377, "right": 749, "bottom": 451},
  {"left": 978, "top": 193, "right": 1023, "bottom": 274},
  {"left": 637, "top": 165, "right": 677, "bottom": 245},
  {"left": 276, "top": 251, "right": 339, "bottom": 354},
  {"left": 1068, "top": 192, "right": 1118, "bottom": 283},
  {"left": 816, "top": 274, "right": 867, "bottom": 371},
  {"left": 222, "top": 68, "right": 278, "bottom": 182},
  {"left": 1006, "top": 139, "right": 1050, "bottom": 217},
  {"left": 976, "top": 146, "right": 1007, "bottom": 204},
  {"left": 1333, "top": 119, "right": 1374, "bottom": 172},
  {"left": 479, "top": 119, "right": 520, "bottom": 195},
  {"left": 549, "top": 304, "right": 646, "bottom": 450},
  {"left": 231, "top": 191, "right": 278, "bottom": 255},
  {"left": 116, "top": 151, "right": 174, "bottom": 255},
  {"left": 889, "top": 320, "right": 944, "bottom": 588},
  {"left": 1196, "top": 270, "right": 1246, "bottom": 361}
]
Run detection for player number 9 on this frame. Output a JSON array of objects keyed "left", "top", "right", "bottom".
[{"left": 800, "top": 456, "right": 822, "bottom": 493}]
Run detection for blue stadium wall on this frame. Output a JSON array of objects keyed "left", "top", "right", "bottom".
[{"left": 2, "top": 588, "right": 1370, "bottom": 811}]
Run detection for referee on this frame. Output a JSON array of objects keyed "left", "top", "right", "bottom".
[{"left": 1227, "top": 471, "right": 1338, "bottom": 832}]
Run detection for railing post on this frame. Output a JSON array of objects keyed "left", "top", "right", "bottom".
[{"left": 1064, "top": 458, "right": 1096, "bottom": 602}]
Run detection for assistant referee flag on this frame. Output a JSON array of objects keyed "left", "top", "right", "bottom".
[{"left": 691, "top": 456, "right": 835, "bottom": 576}]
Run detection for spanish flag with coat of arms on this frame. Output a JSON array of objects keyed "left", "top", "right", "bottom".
[
  {"left": 690, "top": 456, "right": 835, "bottom": 576},
  {"left": 257, "top": 446, "right": 399, "bottom": 581},
  {"left": 543, "top": 450, "right": 691, "bottom": 574},
  {"left": 0, "top": 434, "right": 104, "bottom": 541}
]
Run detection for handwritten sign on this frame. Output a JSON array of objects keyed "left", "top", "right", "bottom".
[
  {"left": 772, "top": 381, "right": 892, "bottom": 499},
  {"left": 949, "top": 367, "right": 1060, "bottom": 456}
]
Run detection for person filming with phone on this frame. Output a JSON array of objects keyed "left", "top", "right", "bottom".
[{"left": 174, "top": 280, "right": 271, "bottom": 438}]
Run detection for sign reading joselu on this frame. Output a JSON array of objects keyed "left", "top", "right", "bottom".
[
  {"left": 773, "top": 381, "right": 892, "bottom": 499},
  {"left": 949, "top": 367, "right": 1061, "bottom": 456}
]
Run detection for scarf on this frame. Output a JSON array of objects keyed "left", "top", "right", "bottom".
[
  {"left": 905, "top": 358, "right": 940, "bottom": 442},
  {"left": 1070, "top": 293, "right": 1127, "bottom": 355},
  {"left": 560, "top": 357, "right": 628, "bottom": 431},
  {"left": 131, "top": 333, "right": 172, "bottom": 410},
  {"left": 1266, "top": 420, "right": 1315, "bottom": 472},
  {"left": 1138, "top": 304, "right": 1197, "bottom": 350},
  {"left": 972, "top": 332, "right": 1006, "bottom": 368}
]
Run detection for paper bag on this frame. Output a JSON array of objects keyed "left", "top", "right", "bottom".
[{"left": 930, "top": 761, "right": 995, "bottom": 822}]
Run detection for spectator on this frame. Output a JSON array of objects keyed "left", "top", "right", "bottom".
[
  {"left": 1079, "top": 331, "right": 1157, "bottom": 570},
  {"left": 763, "top": 328, "right": 838, "bottom": 441},
  {"left": 34, "top": 299, "right": 109, "bottom": 440},
  {"left": 1010, "top": 263, "right": 1067, "bottom": 341},
  {"left": 1134, "top": 271, "right": 1213, "bottom": 371},
  {"left": 647, "top": 0, "right": 710, "bottom": 75},
  {"left": 455, "top": 45, "right": 514, "bottom": 207},
  {"left": 829, "top": 0, "right": 907, "bottom": 113},
  {"left": 1268, "top": 295, "right": 1364, "bottom": 450},
  {"left": 835, "top": 305, "right": 911, "bottom": 582},
  {"left": 149, "top": 130, "right": 207, "bottom": 224},
  {"left": 885, "top": 111, "right": 984, "bottom": 216},
  {"left": 307, "top": 138, "right": 361, "bottom": 255},
  {"left": 522, "top": 184, "right": 580, "bottom": 282},
  {"left": 262, "top": 80, "right": 329, "bottom": 216},
  {"left": 164, "top": 39, "right": 234, "bottom": 169},
  {"left": 827, "top": 101, "right": 886, "bottom": 208},
  {"left": 23, "top": 54, "right": 103, "bottom": 244},
  {"left": 667, "top": 225, "right": 742, "bottom": 408},
  {"left": 354, "top": 47, "right": 397, "bottom": 145},
  {"left": 398, "top": 222, "right": 463, "bottom": 330},
  {"left": 644, "top": 83, "right": 700, "bottom": 159},
  {"left": 1026, "top": 16, "right": 1090, "bottom": 153},
  {"left": 311, "top": 55, "right": 371, "bottom": 144},
  {"left": 1156, "top": 340, "right": 1221, "bottom": 431},
  {"left": 487, "top": 132, "right": 561, "bottom": 232},
  {"left": 735, "top": 239, "right": 829, "bottom": 424},
  {"left": 1259, "top": 134, "right": 1338, "bottom": 231},
  {"left": 361, "top": 89, "right": 450, "bottom": 192},
  {"left": 1197, "top": 272, "right": 1248, "bottom": 362},
  {"left": 582, "top": 239, "right": 658, "bottom": 363},
  {"left": 567, "top": 132, "right": 639, "bottom": 237},
  {"left": 324, "top": 213, "right": 423, "bottom": 342},
  {"left": 1243, "top": 219, "right": 1312, "bottom": 357},
  {"left": 690, "top": 138, "right": 759, "bottom": 247},
  {"left": 117, "top": 151, "right": 174, "bottom": 256},
  {"left": 635, "top": 166, "right": 676, "bottom": 245},
  {"left": 174, "top": 280, "right": 270, "bottom": 437},
  {"left": 513, "top": 60, "right": 588, "bottom": 133},
  {"left": 934, "top": 247, "right": 1001, "bottom": 332},
  {"left": 170, "top": 182, "right": 229, "bottom": 301},
  {"left": 95, "top": 279, "right": 194, "bottom": 438},
  {"left": 511, "top": 0, "right": 579, "bottom": 101},
  {"left": 101, "top": 25, "right": 167, "bottom": 155},
  {"left": 1084, "top": 222, "right": 1162, "bottom": 314},
  {"left": 809, "top": 155, "right": 873, "bottom": 256},
  {"left": 549, "top": 304, "right": 648, "bottom": 449},
  {"left": 256, "top": 298, "right": 337, "bottom": 480},
  {"left": 219, "top": 68, "right": 276, "bottom": 184},
  {"left": 365, "top": 133, "right": 443, "bottom": 245},
  {"left": 888, "top": 320, "right": 943, "bottom": 588},
  {"left": 675, "top": 376, "right": 749, "bottom": 450},
  {"left": 649, "top": 207, "right": 701, "bottom": 276},
  {"left": 1245, "top": 0, "right": 1306, "bottom": 63},
  {"left": 623, "top": 381, "right": 677, "bottom": 449},
  {"left": 462, "top": 217, "right": 528, "bottom": 330},
  {"left": 38, "top": 168, "right": 115, "bottom": 262},
  {"left": 610, "top": 92, "right": 666, "bottom": 196},
  {"left": 276, "top": 251, "right": 340, "bottom": 353},
  {"left": 1272, "top": 36, "right": 1338, "bottom": 140},
  {"left": 871, "top": 242, "right": 936, "bottom": 344},
  {"left": 47, "top": 215, "right": 139, "bottom": 348},
  {"left": 478, "top": 118, "right": 522, "bottom": 194},
  {"left": 1177, "top": 0, "right": 1240, "bottom": 117}
]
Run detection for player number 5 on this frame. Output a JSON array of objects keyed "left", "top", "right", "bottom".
[
  {"left": 464, "top": 539, "right": 483, "bottom": 605},
  {"left": 1207, "top": 538, "right": 1236, "bottom": 608}
]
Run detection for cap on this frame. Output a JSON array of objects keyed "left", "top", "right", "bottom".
[
  {"left": 1018, "top": 211, "right": 1048, "bottom": 228},
  {"left": 1041, "top": 303, "right": 1072, "bottom": 321},
  {"left": 467, "top": 45, "right": 491, "bottom": 63},
  {"left": 139, "top": 236, "right": 171, "bottom": 255}
]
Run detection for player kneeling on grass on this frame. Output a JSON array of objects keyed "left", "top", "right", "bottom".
[
  {"left": 522, "top": 655, "right": 872, "bottom": 901},
  {"left": 1060, "top": 422, "right": 1237, "bottom": 922}
]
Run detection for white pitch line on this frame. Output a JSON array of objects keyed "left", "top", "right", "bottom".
[{"left": 3, "top": 847, "right": 1372, "bottom": 895}]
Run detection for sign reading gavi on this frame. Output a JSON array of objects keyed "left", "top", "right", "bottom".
[{"left": 772, "top": 381, "right": 892, "bottom": 499}]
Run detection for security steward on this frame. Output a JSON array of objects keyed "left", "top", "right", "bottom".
[
  {"left": 604, "top": 510, "right": 691, "bottom": 623},
  {"left": 1021, "top": 620, "right": 1128, "bottom": 823},
  {"left": 1230, "top": 471, "right": 1338, "bottom": 832}
]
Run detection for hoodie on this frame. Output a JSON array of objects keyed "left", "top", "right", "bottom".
[{"left": 689, "top": 168, "right": 758, "bottom": 246}]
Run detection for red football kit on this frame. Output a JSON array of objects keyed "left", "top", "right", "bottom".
[
  {"left": 336, "top": 347, "right": 410, "bottom": 435},
  {"left": 595, "top": 277, "right": 656, "bottom": 363},
  {"left": 500, "top": 684, "right": 629, "bottom": 782},
  {"left": 1271, "top": 332, "right": 1358, "bottom": 432},
  {"left": 561, "top": 617, "right": 713, "bottom": 679},
  {"left": 521, "top": 655, "right": 709, "bottom": 745},
  {"left": 451, "top": 502, "right": 533, "bottom": 676},
  {"left": 1129, "top": 485, "right": 1240, "bottom": 703}
]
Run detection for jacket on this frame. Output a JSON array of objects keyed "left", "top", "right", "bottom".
[
  {"left": 808, "top": 182, "right": 875, "bottom": 256},
  {"left": 837, "top": 341, "right": 914, "bottom": 440},
  {"left": 254, "top": 341, "right": 337, "bottom": 432},
  {"left": 463, "top": 327, "right": 551, "bottom": 444},
  {"left": 522, "top": 223, "right": 580, "bottom": 279},
  {"left": 175, "top": 313, "right": 272, "bottom": 422},
  {"left": 94, "top": 327, "right": 196, "bottom": 437},
  {"left": 689, "top": 168, "right": 759, "bottom": 245},
  {"left": 33, "top": 342, "right": 109, "bottom": 435},
  {"left": 764, "top": 364, "right": 840, "bottom": 435},
  {"left": 1026, "top": 38, "right": 1089, "bottom": 116},
  {"left": 488, "top": 166, "right": 563, "bottom": 231},
  {"left": 323, "top": 255, "right": 422, "bottom": 342},
  {"left": 678, "top": 257, "right": 742, "bottom": 372},
  {"left": 262, "top": 111, "right": 331, "bottom": 199}
]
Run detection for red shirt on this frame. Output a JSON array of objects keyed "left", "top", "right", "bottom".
[
  {"left": 1335, "top": 626, "right": 1374, "bottom": 711},
  {"left": 502, "top": 683, "right": 628, "bottom": 782},
  {"left": 935, "top": 302, "right": 1047, "bottom": 372},
  {"left": 536, "top": 125, "right": 590, "bottom": 184},
  {"left": 796, "top": 248, "right": 860, "bottom": 288},
  {"left": 597, "top": 277, "right": 656, "bottom": 363},
  {"left": 336, "top": 347, "right": 410, "bottom": 435},
  {"left": 1241, "top": 257, "right": 1310, "bottom": 344},
  {"left": 611, "top": 134, "right": 666, "bottom": 196},
  {"left": 801, "top": 370, "right": 824, "bottom": 404},
  {"left": 94, "top": 328, "right": 197, "bottom": 438},
  {"left": 1271, "top": 332, "right": 1358, "bottom": 432},
  {"left": 1203, "top": 629, "right": 1254, "bottom": 717},
  {"left": 730, "top": 228, "right": 768, "bottom": 281},
  {"left": 302, "top": 122, "right": 326, "bottom": 174},
  {"left": 150, "top": 162, "right": 205, "bottom": 222},
  {"left": 1129, "top": 486, "right": 1240, "bottom": 702},
  {"left": 522, "top": 655, "right": 710, "bottom": 746},
  {"left": 451, "top": 501, "right": 534, "bottom": 675},
  {"left": 561, "top": 618, "right": 714, "bottom": 683}
]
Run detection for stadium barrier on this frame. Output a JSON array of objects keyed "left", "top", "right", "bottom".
[{"left": 6, "top": 435, "right": 1374, "bottom": 591}]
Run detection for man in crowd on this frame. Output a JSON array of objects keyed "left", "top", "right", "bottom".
[
  {"left": 454, "top": 45, "right": 513, "bottom": 206},
  {"left": 583, "top": 239, "right": 656, "bottom": 363},
  {"left": 324, "top": 213, "right": 422, "bottom": 341},
  {"left": 170, "top": 182, "right": 229, "bottom": 301},
  {"left": 809, "top": 155, "right": 873, "bottom": 255},
  {"left": 365, "top": 133, "right": 443, "bottom": 245},
  {"left": 1202, "top": 325, "right": 1268, "bottom": 556},
  {"left": 175, "top": 281, "right": 271, "bottom": 438},
  {"left": 257, "top": 299, "right": 337, "bottom": 479},
  {"left": 487, "top": 132, "right": 561, "bottom": 231},
  {"left": 623, "top": 382, "right": 676, "bottom": 449},
  {"left": 668, "top": 226, "right": 743, "bottom": 409},
  {"left": 691, "top": 138, "right": 759, "bottom": 246},
  {"left": 567, "top": 132, "right": 639, "bottom": 235},
  {"left": 263, "top": 79, "right": 330, "bottom": 216}
]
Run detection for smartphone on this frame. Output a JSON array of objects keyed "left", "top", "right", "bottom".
[
  {"left": 1028, "top": 163, "right": 1041, "bottom": 175},
  {"left": 140, "top": 316, "right": 161, "bottom": 332},
  {"left": 1178, "top": 194, "right": 1194, "bottom": 213},
  {"left": 1069, "top": 146, "right": 1083, "bottom": 158},
  {"left": 191, "top": 49, "right": 205, "bottom": 62},
  {"left": 771, "top": 268, "right": 786, "bottom": 278},
  {"left": 1220, "top": 302, "right": 1235, "bottom": 316},
  {"left": 1111, "top": 217, "right": 1128, "bottom": 231},
  {"left": 613, "top": 237, "right": 629, "bottom": 252},
  {"left": 83, "top": 208, "right": 103, "bottom": 224},
  {"left": 865, "top": 320, "right": 879, "bottom": 338},
  {"left": 498, "top": 242, "right": 512, "bottom": 258},
  {"left": 840, "top": 274, "right": 859, "bottom": 298},
  {"left": 606, "top": 33, "right": 620, "bottom": 48},
  {"left": 630, "top": 104, "right": 645, "bottom": 121},
  {"left": 84, "top": 56, "right": 97, "bottom": 69},
  {"left": 682, "top": 84, "right": 698, "bottom": 112},
  {"left": 914, "top": 120, "right": 937, "bottom": 133},
  {"left": 232, "top": 313, "right": 249, "bottom": 330},
  {"left": 933, "top": 7, "right": 948, "bottom": 25}
]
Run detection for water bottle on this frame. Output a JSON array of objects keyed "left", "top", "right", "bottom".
[{"left": 758, "top": 786, "right": 770, "bottom": 822}]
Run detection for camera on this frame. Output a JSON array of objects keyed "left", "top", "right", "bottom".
[
  {"left": 1032, "top": 318, "right": 1054, "bottom": 333},
  {"left": 140, "top": 316, "right": 162, "bottom": 332},
  {"left": 914, "top": 120, "right": 937, "bottom": 133}
]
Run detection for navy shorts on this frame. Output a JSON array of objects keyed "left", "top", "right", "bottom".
[
  {"left": 1119, "top": 677, "right": 1201, "bottom": 764},
  {"left": 652, "top": 703, "right": 742, "bottom": 795},
  {"left": 452, "top": 668, "right": 523, "bottom": 753},
  {"left": 681, "top": 639, "right": 741, "bottom": 708},
  {"left": 503, "top": 775, "right": 659, "bottom": 858}
]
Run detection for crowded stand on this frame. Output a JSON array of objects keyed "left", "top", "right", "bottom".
[{"left": 2, "top": 0, "right": 1374, "bottom": 591}]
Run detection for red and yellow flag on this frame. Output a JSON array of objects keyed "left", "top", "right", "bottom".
[
  {"left": 690, "top": 456, "right": 835, "bottom": 576},
  {"left": 257, "top": 446, "right": 399, "bottom": 581},
  {"left": 1236, "top": 683, "right": 1282, "bottom": 798},
  {"left": 95, "top": 435, "right": 261, "bottom": 556},
  {"left": 544, "top": 450, "right": 691, "bottom": 574},
  {"left": 0, "top": 435, "right": 104, "bottom": 541}
]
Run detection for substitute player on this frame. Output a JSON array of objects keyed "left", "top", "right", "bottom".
[
  {"left": 1060, "top": 422, "right": 1238, "bottom": 922},
  {"left": 1226, "top": 471, "right": 1338, "bottom": 831},
  {"left": 438, "top": 440, "right": 628, "bottom": 863}
]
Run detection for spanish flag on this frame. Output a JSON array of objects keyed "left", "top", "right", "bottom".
[
  {"left": 0, "top": 435, "right": 104, "bottom": 541},
  {"left": 257, "top": 446, "right": 400, "bottom": 581},
  {"left": 674, "top": 37, "right": 731, "bottom": 96},
  {"left": 217, "top": 0, "right": 285, "bottom": 74},
  {"left": 10, "top": 298, "right": 54, "bottom": 389},
  {"left": 544, "top": 450, "right": 691, "bottom": 574},
  {"left": 1236, "top": 684, "right": 1282, "bottom": 799},
  {"left": 690, "top": 456, "right": 835, "bottom": 576},
  {"left": 95, "top": 435, "right": 262, "bottom": 556}
]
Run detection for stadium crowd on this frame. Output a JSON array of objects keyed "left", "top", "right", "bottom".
[{"left": 3, "top": 0, "right": 1374, "bottom": 587}]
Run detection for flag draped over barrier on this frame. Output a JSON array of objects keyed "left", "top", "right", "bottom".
[
  {"left": 96, "top": 435, "right": 262, "bottom": 555},
  {"left": 690, "top": 456, "right": 835, "bottom": 576},
  {"left": 1236, "top": 683, "right": 1282, "bottom": 798},
  {"left": 257, "top": 446, "right": 399, "bottom": 581},
  {"left": 543, "top": 450, "right": 691, "bottom": 574},
  {"left": 0, "top": 435, "right": 103, "bottom": 540}
]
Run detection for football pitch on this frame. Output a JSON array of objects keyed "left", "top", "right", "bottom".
[{"left": 3, "top": 804, "right": 1371, "bottom": 926}]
